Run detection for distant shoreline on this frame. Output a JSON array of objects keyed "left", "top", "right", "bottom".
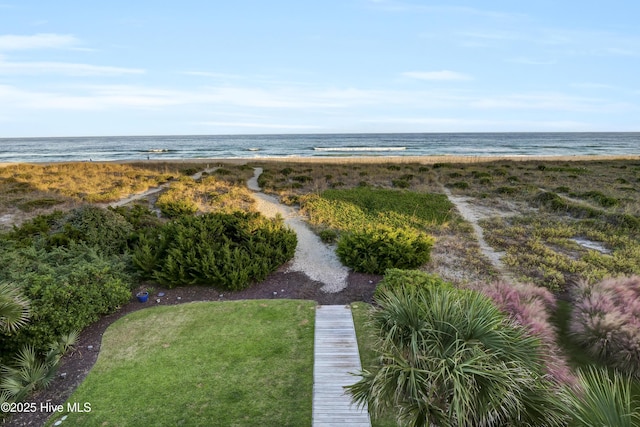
[{"left": 2, "top": 154, "right": 640, "bottom": 168}]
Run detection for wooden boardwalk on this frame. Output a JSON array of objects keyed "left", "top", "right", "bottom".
[{"left": 313, "top": 305, "right": 371, "bottom": 427}]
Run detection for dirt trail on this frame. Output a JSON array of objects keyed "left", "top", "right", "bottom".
[
  {"left": 442, "top": 188, "right": 515, "bottom": 281},
  {"left": 107, "top": 167, "right": 218, "bottom": 208},
  {"left": 248, "top": 168, "right": 349, "bottom": 293}
]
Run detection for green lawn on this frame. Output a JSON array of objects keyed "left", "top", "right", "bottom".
[
  {"left": 49, "top": 300, "right": 316, "bottom": 427},
  {"left": 351, "top": 302, "right": 399, "bottom": 427}
]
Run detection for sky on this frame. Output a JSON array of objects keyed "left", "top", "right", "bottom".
[{"left": 0, "top": 0, "right": 639, "bottom": 137}]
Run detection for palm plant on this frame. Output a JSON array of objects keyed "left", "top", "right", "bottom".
[
  {"left": 0, "top": 346, "right": 58, "bottom": 402},
  {"left": 0, "top": 330, "right": 78, "bottom": 402},
  {"left": 561, "top": 367, "right": 640, "bottom": 427},
  {"left": 346, "top": 285, "right": 566, "bottom": 427},
  {"left": 0, "top": 282, "right": 30, "bottom": 334}
]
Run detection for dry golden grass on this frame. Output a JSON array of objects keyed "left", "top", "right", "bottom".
[{"left": 0, "top": 162, "right": 209, "bottom": 227}]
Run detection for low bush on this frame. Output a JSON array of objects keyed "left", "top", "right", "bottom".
[
  {"left": 450, "top": 181, "right": 469, "bottom": 189},
  {"left": 580, "top": 191, "right": 619, "bottom": 208},
  {"left": 0, "top": 245, "right": 131, "bottom": 356},
  {"left": 391, "top": 179, "right": 410, "bottom": 188},
  {"left": 45, "top": 205, "right": 133, "bottom": 256},
  {"left": 569, "top": 276, "right": 640, "bottom": 378},
  {"left": 374, "top": 268, "right": 451, "bottom": 299},
  {"left": 318, "top": 229, "right": 338, "bottom": 244},
  {"left": 156, "top": 189, "right": 198, "bottom": 218},
  {"left": 336, "top": 225, "right": 434, "bottom": 274},
  {"left": 133, "top": 212, "right": 296, "bottom": 290}
]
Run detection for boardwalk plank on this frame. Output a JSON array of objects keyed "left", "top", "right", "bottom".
[{"left": 312, "top": 305, "right": 370, "bottom": 426}]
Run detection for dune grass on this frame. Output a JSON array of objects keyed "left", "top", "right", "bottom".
[{"left": 49, "top": 300, "right": 315, "bottom": 427}]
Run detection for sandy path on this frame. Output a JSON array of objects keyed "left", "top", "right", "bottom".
[
  {"left": 442, "top": 188, "right": 515, "bottom": 281},
  {"left": 107, "top": 167, "right": 218, "bottom": 208},
  {"left": 248, "top": 168, "right": 349, "bottom": 293}
]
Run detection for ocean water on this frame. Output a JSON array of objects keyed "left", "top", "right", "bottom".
[{"left": 0, "top": 133, "right": 638, "bottom": 163}]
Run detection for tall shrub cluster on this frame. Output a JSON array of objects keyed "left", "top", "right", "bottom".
[
  {"left": 133, "top": 212, "right": 296, "bottom": 290},
  {"left": 569, "top": 275, "right": 640, "bottom": 378}
]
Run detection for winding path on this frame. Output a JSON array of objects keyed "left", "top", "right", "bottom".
[
  {"left": 107, "top": 167, "right": 218, "bottom": 208},
  {"left": 442, "top": 188, "right": 515, "bottom": 281},
  {"left": 248, "top": 168, "right": 349, "bottom": 293}
]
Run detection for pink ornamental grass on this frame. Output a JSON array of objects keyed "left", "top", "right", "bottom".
[
  {"left": 569, "top": 276, "right": 640, "bottom": 378},
  {"left": 466, "top": 280, "right": 575, "bottom": 386}
]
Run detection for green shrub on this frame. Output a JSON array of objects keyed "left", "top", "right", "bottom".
[
  {"left": 450, "top": 181, "right": 469, "bottom": 189},
  {"left": 0, "top": 245, "right": 131, "bottom": 356},
  {"left": 374, "top": 268, "right": 451, "bottom": 299},
  {"left": 16, "top": 198, "right": 64, "bottom": 212},
  {"left": 496, "top": 186, "right": 518, "bottom": 195},
  {"left": 180, "top": 167, "right": 199, "bottom": 176},
  {"left": 391, "top": 179, "right": 410, "bottom": 188},
  {"left": 580, "top": 191, "right": 619, "bottom": 208},
  {"left": 6, "top": 211, "right": 65, "bottom": 246},
  {"left": 46, "top": 206, "right": 133, "bottom": 256},
  {"left": 318, "top": 229, "right": 338, "bottom": 244},
  {"left": 156, "top": 190, "right": 198, "bottom": 218},
  {"left": 291, "top": 175, "right": 312, "bottom": 183},
  {"left": 336, "top": 225, "right": 434, "bottom": 274},
  {"left": 133, "top": 212, "right": 296, "bottom": 290}
]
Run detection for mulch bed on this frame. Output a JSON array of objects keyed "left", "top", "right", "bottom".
[{"left": 5, "top": 267, "right": 381, "bottom": 427}]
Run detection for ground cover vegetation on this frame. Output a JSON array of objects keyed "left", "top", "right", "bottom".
[
  {"left": 431, "top": 158, "right": 640, "bottom": 290},
  {"left": 48, "top": 300, "right": 315, "bottom": 427},
  {"left": 256, "top": 162, "right": 496, "bottom": 281},
  {"left": 351, "top": 269, "right": 640, "bottom": 426},
  {"left": 0, "top": 162, "right": 180, "bottom": 226},
  {"left": 300, "top": 187, "right": 447, "bottom": 273},
  {"left": 349, "top": 270, "right": 567, "bottom": 427},
  {"left": 0, "top": 163, "right": 295, "bottom": 413},
  {"left": 1, "top": 158, "right": 640, "bottom": 423}
]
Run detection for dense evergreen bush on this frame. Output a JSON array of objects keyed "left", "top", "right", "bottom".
[
  {"left": 46, "top": 205, "right": 133, "bottom": 256},
  {"left": 133, "top": 212, "right": 296, "bottom": 290},
  {"left": 0, "top": 245, "right": 131, "bottom": 357},
  {"left": 336, "top": 225, "right": 433, "bottom": 274}
]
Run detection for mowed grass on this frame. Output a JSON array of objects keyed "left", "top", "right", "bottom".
[
  {"left": 351, "top": 303, "right": 399, "bottom": 427},
  {"left": 50, "top": 300, "right": 316, "bottom": 427}
]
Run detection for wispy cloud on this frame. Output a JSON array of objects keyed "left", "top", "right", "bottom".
[
  {"left": 360, "top": 117, "right": 591, "bottom": 131},
  {"left": 469, "top": 92, "right": 632, "bottom": 113},
  {"left": 402, "top": 70, "right": 472, "bottom": 81},
  {"left": 507, "top": 57, "right": 556, "bottom": 65},
  {"left": 0, "top": 59, "right": 145, "bottom": 76},
  {"left": 0, "top": 33, "right": 79, "bottom": 51},
  {"left": 570, "top": 82, "right": 617, "bottom": 90},
  {"left": 367, "top": 1, "right": 523, "bottom": 20}
]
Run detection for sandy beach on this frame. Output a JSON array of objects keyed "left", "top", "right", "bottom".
[
  {"left": 110, "top": 153, "right": 640, "bottom": 167},
  {"left": 2, "top": 153, "right": 639, "bottom": 169}
]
